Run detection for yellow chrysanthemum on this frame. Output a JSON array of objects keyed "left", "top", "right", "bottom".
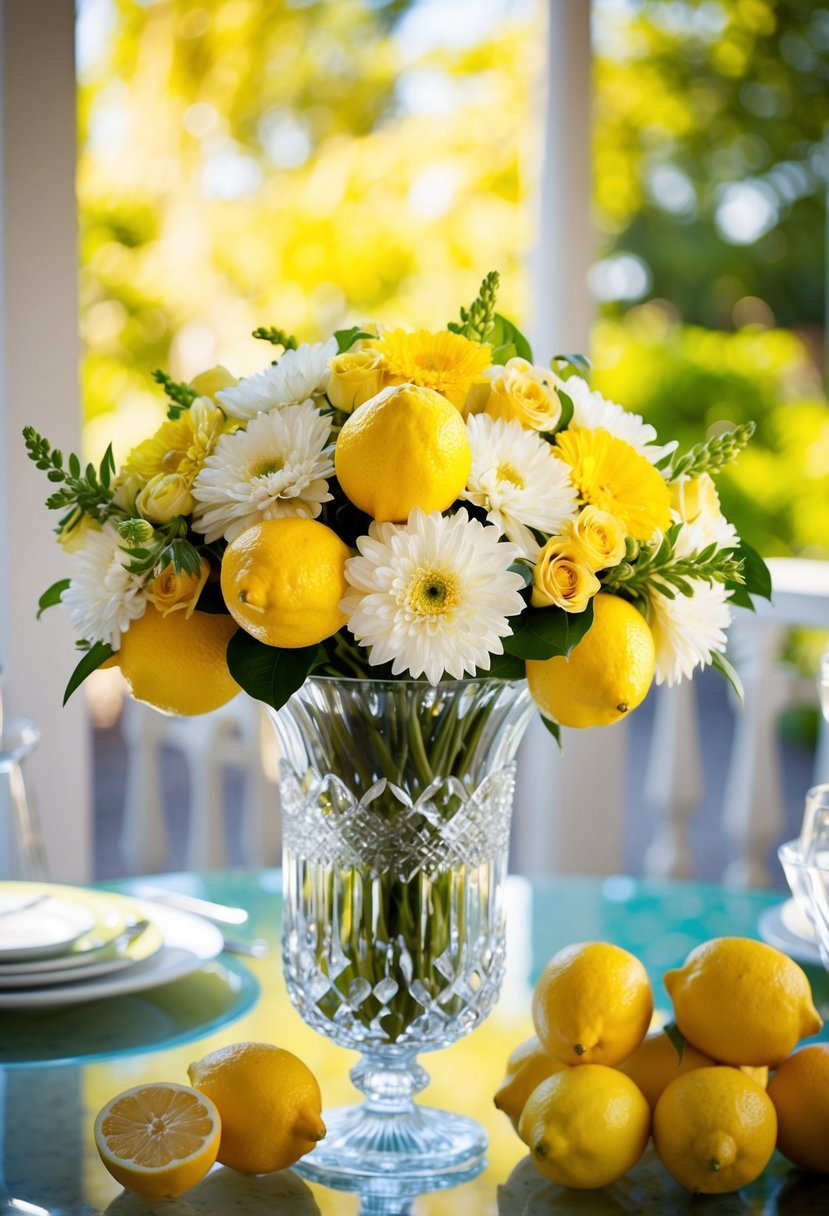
[
  {"left": 124, "top": 398, "right": 227, "bottom": 488},
  {"left": 554, "top": 427, "right": 671, "bottom": 541},
  {"left": 372, "top": 329, "right": 491, "bottom": 410}
]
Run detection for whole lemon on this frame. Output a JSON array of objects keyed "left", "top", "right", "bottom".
[
  {"left": 493, "top": 1036, "right": 566, "bottom": 1135},
  {"left": 663, "top": 937, "right": 823, "bottom": 1067},
  {"left": 110, "top": 605, "right": 240, "bottom": 716},
  {"left": 532, "top": 941, "right": 653, "bottom": 1067},
  {"left": 187, "top": 1042, "right": 326, "bottom": 1174},
  {"left": 518, "top": 1064, "right": 650, "bottom": 1189},
  {"left": 526, "top": 593, "right": 655, "bottom": 729},
  {"left": 653, "top": 1066, "right": 777, "bottom": 1194},
  {"left": 617, "top": 1029, "right": 716, "bottom": 1111},
  {"left": 334, "top": 383, "right": 472, "bottom": 522},
  {"left": 221, "top": 517, "right": 350, "bottom": 648},
  {"left": 767, "top": 1044, "right": 829, "bottom": 1172}
]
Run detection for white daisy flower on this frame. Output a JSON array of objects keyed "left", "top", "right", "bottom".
[
  {"left": 341, "top": 507, "right": 525, "bottom": 685},
  {"left": 647, "top": 523, "right": 733, "bottom": 686},
  {"left": 191, "top": 402, "right": 334, "bottom": 543},
  {"left": 460, "top": 415, "right": 579, "bottom": 560},
  {"left": 217, "top": 338, "right": 338, "bottom": 420},
  {"left": 62, "top": 520, "right": 147, "bottom": 650},
  {"left": 564, "top": 376, "right": 677, "bottom": 466}
]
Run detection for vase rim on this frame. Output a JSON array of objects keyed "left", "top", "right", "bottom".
[{"left": 303, "top": 674, "right": 529, "bottom": 690}]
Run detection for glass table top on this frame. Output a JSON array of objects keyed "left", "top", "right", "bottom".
[{"left": 0, "top": 869, "right": 826, "bottom": 1215}]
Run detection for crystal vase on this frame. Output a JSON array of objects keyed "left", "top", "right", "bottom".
[{"left": 267, "top": 676, "right": 534, "bottom": 1193}]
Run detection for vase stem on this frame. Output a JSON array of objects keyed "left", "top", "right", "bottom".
[{"left": 350, "top": 1053, "right": 429, "bottom": 1115}]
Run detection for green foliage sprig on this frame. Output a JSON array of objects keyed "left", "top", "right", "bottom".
[
  {"left": 118, "top": 518, "right": 204, "bottom": 579},
  {"left": 667, "top": 421, "right": 755, "bottom": 482},
  {"left": 603, "top": 527, "right": 744, "bottom": 600},
  {"left": 252, "top": 326, "right": 298, "bottom": 349},
  {"left": 23, "top": 427, "right": 116, "bottom": 525},
  {"left": 448, "top": 270, "right": 500, "bottom": 342},
  {"left": 153, "top": 370, "right": 197, "bottom": 420}
]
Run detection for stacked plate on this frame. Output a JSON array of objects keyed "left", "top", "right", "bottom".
[
  {"left": 758, "top": 897, "right": 822, "bottom": 968},
  {"left": 0, "top": 881, "right": 226, "bottom": 1010}
]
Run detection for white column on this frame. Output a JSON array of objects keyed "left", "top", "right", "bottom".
[
  {"left": 513, "top": 2, "right": 628, "bottom": 877},
  {"left": 0, "top": 1, "right": 91, "bottom": 880}
]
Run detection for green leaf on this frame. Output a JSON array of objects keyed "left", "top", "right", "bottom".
[
  {"left": 63, "top": 641, "right": 113, "bottom": 706},
  {"left": 539, "top": 714, "right": 562, "bottom": 746},
  {"left": 711, "top": 649, "right": 745, "bottom": 706},
  {"left": 552, "top": 352, "right": 592, "bottom": 376},
  {"left": 553, "top": 389, "right": 574, "bottom": 435},
  {"left": 488, "top": 313, "right": 533, "bottom": 362},
  {"left": 504, "top": 600, "right": 594, "bottom": 661},
  {"left": 491, "top": 342, "right": 517, "bottom": 366},
  {"left": 508, "top": 560, "right": 534, "bottom": 588},
  {"left": 663, "top": 1021, "right": 687, "bottom": 1064},
  {"left": 480, "top": 651, "right": 526, "bottom": 679},
  {"left": 334, "top": 327, "right": 375, "bottom": 353},
  {"left": 37, "top": 579, "right": 70, "bottom": 619},
  {"left": 733, "top": 540, "right": 772, "bottom": 601},
  {"left": 226, "top": 630, "right": 324, "bottom": 711},
  {"left": 193, "top": 580, "right": 230, "bottom": 614}
]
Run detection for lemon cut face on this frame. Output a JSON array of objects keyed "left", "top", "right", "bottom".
[{"left": 94, "top": 1082, "right": 221, "bottom": 1200}]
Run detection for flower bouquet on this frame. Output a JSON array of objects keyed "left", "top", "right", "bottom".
[{"left": 25, "top": 271, "right": 770, "bottom": 1186}]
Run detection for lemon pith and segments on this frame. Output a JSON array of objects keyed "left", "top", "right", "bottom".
[{"left": 94, "top": 1082, "right": 221, "bottom": 1200}]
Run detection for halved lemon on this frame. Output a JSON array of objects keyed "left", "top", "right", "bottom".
[{"left": 94, "top": 1081, "right": 221, "bottom": 1199}]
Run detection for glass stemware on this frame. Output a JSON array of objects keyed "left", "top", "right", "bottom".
[{"left": 0, "top": 670, "right": 49, "bottom": 881}]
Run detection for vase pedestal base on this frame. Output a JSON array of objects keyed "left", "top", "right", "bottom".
[{"left": 294, "top": 1101, "right": 487, "bottom": 1197}]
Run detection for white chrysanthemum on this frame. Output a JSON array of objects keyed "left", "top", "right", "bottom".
[
  {"left": 564, "top": 376, "right": 677, "bottom": 466},
  {"left": 647, "top": 523, "right": 733, "bottom": 686},
  {"left": 191, "top": 402, "right": 334, "bottom": 542},
  {"left": 217, "top": 338, "right": 338, "bottom": 420},
  {"left": 460, "top": 415, "right": 579, "bottom": 560},
  {"left": 62, "top": 521, "right": 147, "bottom": 650},
  {"left": 341, "top": 507, "right": 525, "bottom": 684}
]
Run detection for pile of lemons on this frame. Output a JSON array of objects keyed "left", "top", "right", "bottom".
[
  {"left": 94, "top": 1041, "right": 325, "bottom": 1200},
  {"left": 495, "top": 938, "right": 827, "bottom": 1194}
]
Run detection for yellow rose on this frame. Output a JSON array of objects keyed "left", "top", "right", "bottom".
[
  {"left": 531, "top": 539, "right": 600, "bottom": 613},
  {"left": 484, "top": 357, "right": 563, "bottom": 431},
  {"left": 563, "top": 507, "right": 627, "bottom": 573},
  {"left": 135, "top": 472, "right": 194, "bottom": 524},
  {"left": 670, "top": 472, "right": 738, "bottom": 548},
  {"left": 189, "top": 365, "right": 238, "bottom": 400},
  {"left": 327, "top": 349, "right": 387, "bottom": 413},
  {"left": 147, "top": 559, "right": 210, "bottom": 619}
]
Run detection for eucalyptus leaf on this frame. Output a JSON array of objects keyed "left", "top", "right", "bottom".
[
  {"left": 711, "top": 649, "right": 745, "bottom": 705},
  {"left": 504, "top": 600, "right": 594, "bottom": 661},
  {"left": 63, "top": 641, "right": 113, "bottom": 706},
  {"left": 226, "top": 630, "right": 325, "bottom": 711},
  {"left": 37, "top": 578, "right": 70, "bottom": 619}
]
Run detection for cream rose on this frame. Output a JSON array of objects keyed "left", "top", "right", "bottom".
[
  {"left": 531, "top": 538, "right": 600, "bottom": 613},
  {"left": 136, "top": 472, "right": 194, "bottom": 523},
  {"left": 671, "top": 473, "right": 738, "bottom": 549},
  {"left": 564, "top": 507, "right": 627, "bottom": 573},
  {"left": 147, "top": 559, "right": 210, "bottom": 618},
  {"left": 327, "top": 349, "right": 387, "bottom": 413},
  {"left": 189, "top": 365, "right": 239, "bottom": 400},
  {"left": 484, "top": 357, "right": 563, "bottom": 431}
]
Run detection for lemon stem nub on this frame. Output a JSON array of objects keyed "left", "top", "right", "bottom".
[
  {"left": 534, "top": 1142, "right": 547, "bottom": 1159},
  {"left": 574, "top": 1043, "right": 586, "bottom": 1056},
  {"left": 710, "top": 1160, "right": 721, "bottom": 1172},
  {"left": 617, "top": 702, "right": 629, "bottom": 713},
  {"left": 238, "top": 591, "right": 265, "bottom": 614}
]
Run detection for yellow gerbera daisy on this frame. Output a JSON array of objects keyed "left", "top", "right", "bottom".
[
  {"left": 124, "top": 398, "right": 227, "bottom": 487},
  {"left": 373, "top": 329, "right": 491, "bottom": 410},
  {"left": 554, "top": 426, "right": 671, "bottom": 540}
]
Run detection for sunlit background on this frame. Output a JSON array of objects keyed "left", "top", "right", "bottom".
[{"left": 76, "top": 0, "right": 829, "bottom": 571}]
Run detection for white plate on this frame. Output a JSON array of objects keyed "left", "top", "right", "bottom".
[
  {"left": 0, "top": 891, "right": 97, "bottom": 961},
  {"left": 758, "top": 901, "right": 823, "bottom": 967},
  {"left": 0, "top": 920, "right": 164, "bottom": 989},
  {"left": 0, "top": 900, "right": 225, "bottom": 1010},
  {"left": 0, "top": 884, "right": 158, "bottom": 976}
]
